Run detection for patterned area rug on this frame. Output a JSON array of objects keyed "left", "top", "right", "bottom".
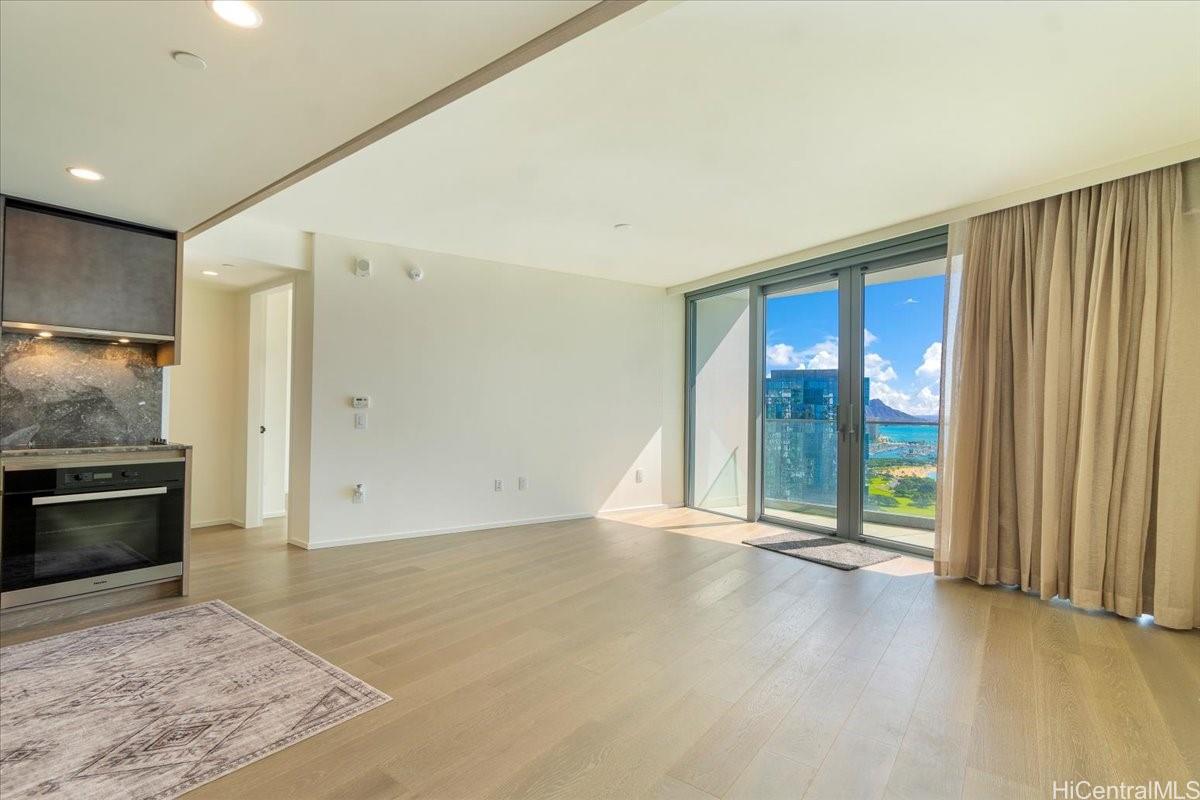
[
  {"left": 0, "top": 600, "right": 390, "bottom": 799},
  {"left": 744, "top": 531, "right": 901, "bottom": 570}
]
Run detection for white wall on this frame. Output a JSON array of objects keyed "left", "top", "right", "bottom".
[
  {"left": 287, "top": 267, "right": 315, "bottom": 544},
  {"left": 288, "top": 233, "right": 681, "bottom": 548},
  {"left": 168, "top": 282, "right": 242, "bottom": 527},
  {"left": 690, "top": 290, "right": 751, "bottom": 513},
  {"left": 660, "top": 292, "right": 685, "bottom": 507},
  {"left": 261, "top": 287, "right": 292, "bottom": 517}
]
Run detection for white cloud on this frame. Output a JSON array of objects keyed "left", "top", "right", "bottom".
[
  {"left": 770, "top": 335, "right": 941, "bottom": 417},
  {"left": 802, "top": 339, "right": 838, "bottom": 370},
  {"left": 864, "top": 352, "right": 897, "bottom": 383},
  {"left": 766, "top": 343, "right": 799, "bottom": 368},
  {"left": 869, "top": 381, "right": 940, "bottom": 417},
  {"left": 864, "top": 328, "right": 878, "bottom": 347},
  {"left": 867, "top": 343, "right": 939, "bottom": 417},
  {"left": 915, "top": 386, "right": 940, "bottom": 414},
  {"left": 916, "top": 342, "right": 942, "bottom": 381},
  {"left": 765, "top": 338, "right": 839, "bottom": 370},
  {"left": 903, "top": 297, "right": 919, "bottom": 305}
]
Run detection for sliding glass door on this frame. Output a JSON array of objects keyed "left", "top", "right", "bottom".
[
  {"left": 859, "top": 260, "right": 945, "bottom": 551},
  {"left": 761, "top": 275, "right": 844, "bottom": 532},
  {"left": 686, "top": 230, "right": 947, "bottom": 554}
]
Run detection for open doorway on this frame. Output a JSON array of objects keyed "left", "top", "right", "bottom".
[{"left": 244, "top": 283, "right": 293, "bottom": 531}]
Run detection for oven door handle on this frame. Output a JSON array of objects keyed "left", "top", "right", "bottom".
[{"left": 31, "top": 486, "right": 169, "bottom": 505}]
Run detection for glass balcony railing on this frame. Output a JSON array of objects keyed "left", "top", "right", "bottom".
[
  {"left": 762, "top": 418, "right": 938, "bottom": 542},
  {"left": 862, "top": 420, "right": 937, "bottom": 529},
  {"left": 762, "top": 418, "right": 839, "bottom": 526}
]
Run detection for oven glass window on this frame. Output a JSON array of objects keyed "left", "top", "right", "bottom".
[{"left": 2, "top": 488, "right": 183, "bottom": 593}]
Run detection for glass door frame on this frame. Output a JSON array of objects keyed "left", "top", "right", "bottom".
[
  {"left": 684, "top": 227, "right": 948, "bottom": 551},
  {"left": 855, "top": 258, "right": 942, "bottom": 556},
  {"left": 756, "top": 269, "right": 858, "bottom": 538}
]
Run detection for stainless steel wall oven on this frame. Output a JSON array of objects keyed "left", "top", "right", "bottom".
[{"left": 1, "top": 459, "right": 185, "bottom": 608}]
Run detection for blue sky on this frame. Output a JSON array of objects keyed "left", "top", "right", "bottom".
[{"left": 764, "top": 274, "right": 944, "bottom": 415}]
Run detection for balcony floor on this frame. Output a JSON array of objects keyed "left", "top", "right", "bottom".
[
  {"left": 758, "top": 507, "right": 934, "bottom": 552},
  {"left": 863, "top": 520, "right": 934, "bottom": 551}
]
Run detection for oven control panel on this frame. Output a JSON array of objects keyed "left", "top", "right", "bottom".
[
  {"left": 57, "top": 463, "right": 180, "bottom": 491},
  {"left": 2, "top": 460, "right": 184, "bottom": 494},
  {"left": 63, "top": 469, "right": 143, "bottom": 486}
]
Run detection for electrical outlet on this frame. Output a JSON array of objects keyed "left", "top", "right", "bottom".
[
  {"left": 352, "top": 483, "right": 366, "bottom": 504},
  {"left": 635, "top": 468, "right": 644, "bottom": 484},
  {"left": 494, "top": 479, "right": 503, "bottom": 492},
  {"left": 518, "top": 476, "right": 528, "bottom": 490}
]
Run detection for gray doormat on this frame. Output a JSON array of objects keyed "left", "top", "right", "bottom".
[
  {"left": 0, "top": 600, "right": 390, "bottom": 800},
  {"left": 743, "top": 531, "right": 900, "bottom": 570}
]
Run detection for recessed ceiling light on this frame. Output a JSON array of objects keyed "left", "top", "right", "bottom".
[
  {"left": 208, "top": 1, "right": 262, "bottom": 29},
  {"left": 171, "top": 51, "right": 208, "bottom": 71},
  {"left": 37, "top": 331, "right": 53, "bottom": 338},
  {"left": 202, "top": 270, "right": 220, "bottom": 277},
  {"left": 613, "top": 223, "right": 632, "bottom": 231},
  {"left": 66, "top": 167, "right": 104, "bottom": 181}
]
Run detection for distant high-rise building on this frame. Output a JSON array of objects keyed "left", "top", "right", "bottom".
[{"left": 763, "top": 369, "right": 868, "bottom": 509}]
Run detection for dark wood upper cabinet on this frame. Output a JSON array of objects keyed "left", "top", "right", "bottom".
[{"left": 1, "top": 200, "right": 179, "bottom": 339}]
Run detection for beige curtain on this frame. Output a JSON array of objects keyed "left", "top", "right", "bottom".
[{"left": 934, "top": 163, "right": 1198, "bottom": 629}]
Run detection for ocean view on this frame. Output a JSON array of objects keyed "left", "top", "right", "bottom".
[
  {"left": 872, "top": 423, "right": 938, "bottom": 445},
  {"left": 868, "top": 423, "right": 938, "bottom": 464}
]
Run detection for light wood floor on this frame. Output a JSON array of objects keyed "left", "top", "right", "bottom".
[{"left": 3, "top": 508, "right": 1197, "bottom": 799}]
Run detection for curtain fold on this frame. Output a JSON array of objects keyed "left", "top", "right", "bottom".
[{"left": 934, "top": 164, "right": 1195, "bottom": 629}]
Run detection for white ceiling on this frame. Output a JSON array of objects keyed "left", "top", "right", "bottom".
[
  {"left": 0, "top": 0, "right": 594, "bottom": 231},
  {"left": 181, "top": 255, "right": 293, "bottom": 291},
  {"left": 245, "top": 0, "right": 1200, "bottom": 288},
  {"left": 182, "top": 214, "right": 311, "bottom": 290}
]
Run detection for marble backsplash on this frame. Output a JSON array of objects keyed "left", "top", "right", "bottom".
[{"left": 0, "top": 333, "right": 164, "bottom": 449}]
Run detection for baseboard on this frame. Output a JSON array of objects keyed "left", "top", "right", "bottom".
[
  {"left": 191, "top": 518, "right": 235, "bottom": 529},
  {"left": 262, "top": 511, "right": 286, "bottom": 519},
  {"left": 599, "top": 503, "right": 670, "bottom": 514},
  {"left": 300, "top": 512, "right": 594, "bottom": 550}
]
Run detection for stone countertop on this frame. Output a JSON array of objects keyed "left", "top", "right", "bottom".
[{"left": 0, "top": 442, "right": 192, "bottom": 459}]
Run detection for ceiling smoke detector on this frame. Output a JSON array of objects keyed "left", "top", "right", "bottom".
[{"left": 171, "top": 51, "right": 208, "bottom": 71}]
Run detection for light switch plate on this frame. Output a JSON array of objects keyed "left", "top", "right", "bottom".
[{"left": 354, "top": 412, "right": 368, "bottom": 429}]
